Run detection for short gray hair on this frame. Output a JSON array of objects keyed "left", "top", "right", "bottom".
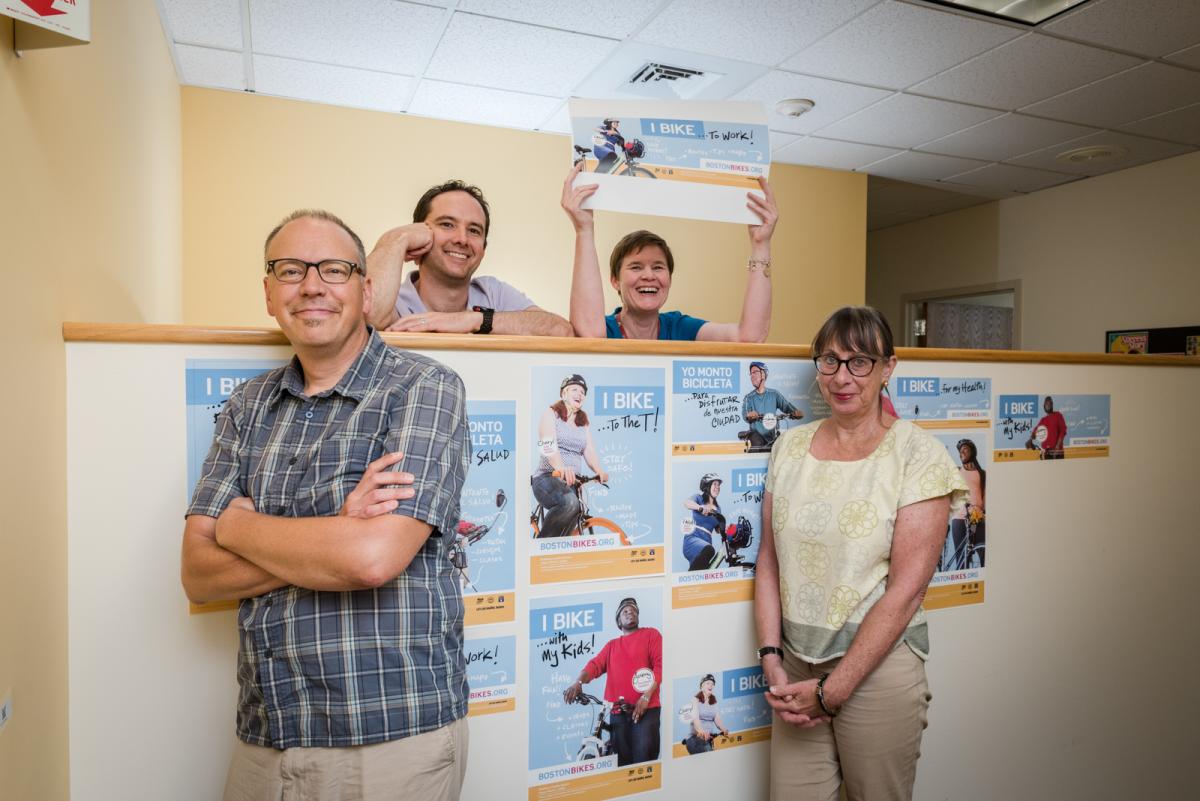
[{"left": 263, "top": 209, "right": 367, "bottom": 270}]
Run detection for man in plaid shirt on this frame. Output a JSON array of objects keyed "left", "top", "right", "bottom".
[{"left": 182, "top": 209, "right": 471, "bottom": 800}]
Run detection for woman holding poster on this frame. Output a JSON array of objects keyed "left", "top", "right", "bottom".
[
  {"left": 532, "top": 374, "right": 609, "bottom": 538},
  {"left": 755, "top": 306, "right": 966, "bottom": 801},
  {"left": 561, "top": 161, "right": 778, "bottom": 341}
]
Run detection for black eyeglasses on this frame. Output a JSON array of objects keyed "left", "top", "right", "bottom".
[
  {"left": 265, "top": 259, "right": 360, "bottom": 284},
  {"left": 814, "top": 353, "right": 878, "bottom": 377}
]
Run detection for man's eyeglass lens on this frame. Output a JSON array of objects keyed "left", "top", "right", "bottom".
[
  {"left": 267, "top": 259, "right": 358, "bottom": 284},
  {"left": 815, "top": 355, "right": 876, "bottom": 376}
]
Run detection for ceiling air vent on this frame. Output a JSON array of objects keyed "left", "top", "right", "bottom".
[
  {"left": 624, "top": 61, "right": 723, "bottom": 100},
  {"left": 1054, "top": 145, "right": 1129, "bottom": 165}
]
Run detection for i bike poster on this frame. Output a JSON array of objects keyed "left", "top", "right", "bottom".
[
  {"left": 459, "top": 400, "right": 517, "bottom": 626},
  {"left": 528, "top": 590, "right": 664, "bottom": 801},
  {"left": 889, "top": 376, "right": 992, "bottom": 428},
  {"left": 993, "top": 393, "right": 1111, "bottom": 462},
  {"left": 670, "top": 665, "right": 772, "bottom": 759},
  {"left": 529, "top": 366, "right": 666, "bottom": 584},
  {"left": 464, "top": 632, "right": 516, "bottom": 718},
  {"left": 924, "top": 432, "right": 990, "bottom": 610},
  {"left": 668, "top": 456, "right": 766, "bottom": 609},
  {"left": 671, "top": 358, "right": 826, "bottom": 456}
]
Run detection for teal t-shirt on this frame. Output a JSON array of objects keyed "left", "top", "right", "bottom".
[{"left": 605, "top": 308, "right": 707, "bottom": 340}]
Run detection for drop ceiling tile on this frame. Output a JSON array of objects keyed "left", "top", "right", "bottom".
[
  {"left": 769, "top": 131, "right": 803, "bottom": 152},
  {"left": 816, "top": 93, "right": 1003, "bottom": 149},
  {"left": 1008, "top": 130, "right": 1196, "bottom": 176},
  {"left": 538, "top": 102, "right": 572, "bottom": 134},
  {"left": 408, "top": 80, "right": 564, "bottom": 131},
  {"left": 944, "top": 163, "right": 1076, "bottom": 194},
  {"left": 917, "top": 113, "right": 1098, "bottom": 162},
  {"left": 425, "top": 14, "right": 616, "bottom": 97},
  {"left": 251, "top": 0, "right": 445, "bottom": 75},
  {"left": 1121, "top": 102, "right": 1200, "bottom": 146},
  {"left": 910, "top": 33, "right": 1141, "bottom": 109},
  {"left": 634, "top": 0, "right": 878, "bottom": 66},
  {"left": 731, "top": 71, "right": 892, "bottom": 135},
  {"left": 781, "top": 1, "right": 1019, "bottom": 90},
  {"left": 176, "top": 45, "right": 245, "bottom": 91},
  {"left": 457, "top": 0, "right": 649, "bottom": 38},
  {"left": 161, "top": 0, "right": 242, "bottom": 49},
  {"left": 1043, "top": 0, "right": 1200, "bottom": 58},
  {"left": 253, "top": 56, "right": 414, "bottom": 114},
  {"left": 1022, "top": 62, "right": 1200, "bottom": 129},
  {"left": 773, "top": 137, "right": 900, "bottom": 170},
  {"left": 865, "top": 151, "right": 990, "bottom": 182},
  {"left": 1165, "top": 43, "right": 1200, "bottom": 69}
]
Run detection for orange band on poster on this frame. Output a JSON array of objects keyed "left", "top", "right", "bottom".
[
  {"left": 189, "top": 599, "right": 237, "bottom": 615},
  {"left": 531, "top": 549, "right": 665, "bottom": 584},
  {"left": 464, "top": 594, "right": 516, "bottom": 626},
  {"left": 912, "top": 419, "right": 990, "bottom": 429},
  {"left": 529, "top": 762, "right": 661, "bottom": 801},
  {"left": 924, "top": 581, "right": 985, "bottom": 610},
  {"left": 671, "top": 442, "right": 752, "bottom": 456},
  {"left": 994, "top": 445, "right": 1108, "bottom": 462},
  {"left": 468, "top": 697, "right": 515, "bottom": 717},
  {"left": 671, "top": 579, "right": 755, "bottom": 608},
  {"left": 578, "top": 159, "right": 759, "bottom": 189},
  {"left": 671, "top": 724, "right": 771, "bottom": 757}
]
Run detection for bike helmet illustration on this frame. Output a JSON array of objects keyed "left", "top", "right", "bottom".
[
  {"left": 560, "top": 374, "right": 588, "bottom": 394},
  {"left": 699, "top": 673, "right": 716, "bottom": 688},
  {"left": 699, "top": 472, "right": 722, "bottom": 495},
  {"left": 749, "top": 361, "right": 768, "bottom": 374},
  {"left": 615, "top": 597, "right": 639, "bottom": 625},
  {"left": 623, "top": 139, "right": 646, "bottom": 158},
  {"left": 603, "top": 118, "right": 619, "bottom": 128}
]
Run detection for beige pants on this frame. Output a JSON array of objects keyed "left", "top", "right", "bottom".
[
  {"left": 223, "top": 717, "right": 469, "bottom": 801},
  {"left": 770, "top": 642, "right": 930, "bottom": 801}
]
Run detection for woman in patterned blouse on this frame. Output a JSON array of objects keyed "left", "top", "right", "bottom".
[{"left": 755, "top": 306, "right": 966, "bottom": 801}]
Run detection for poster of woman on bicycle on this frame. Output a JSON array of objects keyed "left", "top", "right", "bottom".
[
  {"left": 671, "top": 358, "right": 825, "bottom": 456},
  {"left": 671, "top": 666, "right": 772, "bottom": 758},
  {"left": 669, "top": 457, "right": 765, "bottom": 608},
  {"left": 924, "top": 432, "right": 990, "bottom": 610},
  {"left": 568, "top": 98, "right": 770, "bottom": 225},
  {"left": 530, "top": 366, "right": 666, "bottom": 584},
  {"left": 529, "top": 590, "right": 664, "bottom": 801},
  {"left": 457, "top": 400, "right": 517, "bottom": 625}
]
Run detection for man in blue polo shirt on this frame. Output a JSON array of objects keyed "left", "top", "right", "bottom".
[
  {"left": 742, "top": 361, "right": 802, "bottom": 451},
  {"left": 183, "top": 209, "right": 471, "bottom": 800}
]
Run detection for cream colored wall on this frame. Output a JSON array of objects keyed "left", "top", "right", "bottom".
[
  {"left": 0, "top": 5, "right": 180, "bottom": 799},
  {"left": 867, "top": 150, "right": 1200, "bottom": 352},
  {"left": 181, "top": 88, "right": 865, "bottom": 344}
]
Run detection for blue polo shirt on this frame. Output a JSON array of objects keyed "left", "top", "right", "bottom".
[{"left": 605, "top": 307, "right": 707, "bottom": 341}]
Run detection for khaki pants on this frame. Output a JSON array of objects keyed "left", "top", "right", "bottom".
[
  {"left": 770, "top": 642, "right": 930, "bottom": 801},
  {"left": 223, "top": 717, "right": 469, "bottom": 801}
]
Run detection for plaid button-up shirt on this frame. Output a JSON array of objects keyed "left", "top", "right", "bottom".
[{"left": 188, "top": 329, "right": 470, "bottom": 749}]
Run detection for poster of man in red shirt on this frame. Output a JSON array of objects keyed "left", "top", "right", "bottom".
[{"left": 1026, "top": 396, "right": 1067, "bottom": 459}]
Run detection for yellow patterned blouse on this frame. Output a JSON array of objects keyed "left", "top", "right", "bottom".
[{"left": 765, "top": 419, "right": 967, "bottom": 663}]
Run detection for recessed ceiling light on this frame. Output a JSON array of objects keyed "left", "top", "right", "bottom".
[
  {"left": 1054, "top": 145, "right": 1129, "bottom": 165},
  {"left": 917, "top": 0, "right": 1094, "bottom": 26},
  {"left": 775, "top": 98, "right": 815, "bottom": 117}
]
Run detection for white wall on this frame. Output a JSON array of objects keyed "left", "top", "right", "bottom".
[
  {"left": 66, "top": 338, "right": 1199, "bottom": 801},
  {"left": 868, "top": 150, "right": 1200, "bottom": 353}
]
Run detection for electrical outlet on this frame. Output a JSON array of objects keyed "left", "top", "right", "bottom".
[{"left": 0, "top": 691, "right": 11, "bottom": 733}]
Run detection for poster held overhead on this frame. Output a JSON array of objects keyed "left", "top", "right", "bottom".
[{"left": 569, "top": 99, "right": 770, "bottom": 224}]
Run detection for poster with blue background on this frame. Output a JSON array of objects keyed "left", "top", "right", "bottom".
[
  {"left": 671, "top": 666, "right": 772, "bottom": 758},
  {"left": 460, "top": 400, "right": 517, "bottom": 625},
  {"left": 185, "top": 359, "right": 285, "bottom": 495},
  {"left": 890, "top": 376, "right": 991, "bottom": 427},
  {"left": 994, "top": 393, "right": 1111, "bottom": 461},
  {"left": 672, "top": 359, "right": 825, "bottom": 455},
  {"left": 528, "top": 589, "right": 664, "bottom": 799},
  {"left": 529, "top": 366, "right": 666, "bottom": 583},
  {"left": 464, "top": 632, "right": 516, "bottom": 717}
]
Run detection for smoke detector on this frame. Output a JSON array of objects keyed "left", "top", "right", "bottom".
[
  {"left": 1054, "top": 145, "right": 1129, "bottom": 165},
  {"left": 775, "top": 98, "right": 815, "bottom": 117}
]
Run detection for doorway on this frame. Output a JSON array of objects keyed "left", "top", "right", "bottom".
[{"left": 902, "top": 281, "right": 1021, "bottom": 349}]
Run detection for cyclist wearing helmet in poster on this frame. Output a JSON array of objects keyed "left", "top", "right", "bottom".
[
  {"left": 532, "top": 374, "right": 609, "bottom": 538},
  {"left": 592, "top": 118, "right": 625, "bottom": 174},
  {"left": 682, "top": 473, "right": 725, "bottom": 571},
  {"left": 742, "top": 361, "right": 803, "bottom": 451}
]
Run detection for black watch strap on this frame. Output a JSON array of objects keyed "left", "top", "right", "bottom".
[
  {"left": 757, "top": 645, "right": 784, "bottom": 661},
  {"left": 472, "top": 306, "right": 494, "bottom": 335}
]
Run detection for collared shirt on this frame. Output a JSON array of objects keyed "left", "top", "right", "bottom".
[
  {"left": 188, "top": 328, "right": 470, "bottom": 749},
  {"left": 743, "top": 387, "right": 799, "bottom": 438},
  {"left": 395, "top": 270, "right": 535, "bottom": 316}
]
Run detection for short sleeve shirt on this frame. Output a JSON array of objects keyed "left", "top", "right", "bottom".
[
  {"left": 187, "top": 328, "right": 471, "bottom": 749},
  {"left": 605, "top": 308, "right": 708, "bottom": 340},
  {"left": 765, "top": 419, "right": 967, "bottom": 663},
  {"left": 395, "top": 271, "right": 535, "bottom": 315}
]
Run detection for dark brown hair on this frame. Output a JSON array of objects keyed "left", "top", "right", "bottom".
[
  {"left": 608, "top": 230, "right": 674, "bottom": 282},
  {"left": 412, "top": 180, "right": 491, "bottom": 244},
  {"left": 811, "top": 306, "right": 895, "bottom": 359},
  {"left": 551, "top": 400, "right": 588, "bottom": 427}
]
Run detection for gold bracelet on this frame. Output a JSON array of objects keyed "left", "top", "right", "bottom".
[{"left": 747, "top": 259, "right": 771, "bottom": 277}]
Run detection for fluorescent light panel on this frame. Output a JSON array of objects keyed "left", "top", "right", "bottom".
[{"left": 919, "top": 0, "right": 1094, "bottom": 26}]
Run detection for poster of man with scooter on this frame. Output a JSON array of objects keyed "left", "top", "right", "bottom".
[
  {"left": 529, "top": 366, "right": 666, "bottom": 584},
  {"left": 529, "top": 591, "right": 664, "bottom": 801},
  {"left": 459, "top": 400, "right": 517, "bottom": 625},
  {"left": 669, "top": 457, "right": 765, "bottom": 609},
  {"left": 671, "top": 359, "right": 826, "bottom": 456}
]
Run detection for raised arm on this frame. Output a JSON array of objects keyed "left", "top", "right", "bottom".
[
  {"left": 696, "top": 177, "right": 778, "bottom": 343},
  {"left": 365, "top": 223, "right": 434, "bottom": 329},
  {"left": 562, "top": 162, "right": 606, "bottom": 338}
]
